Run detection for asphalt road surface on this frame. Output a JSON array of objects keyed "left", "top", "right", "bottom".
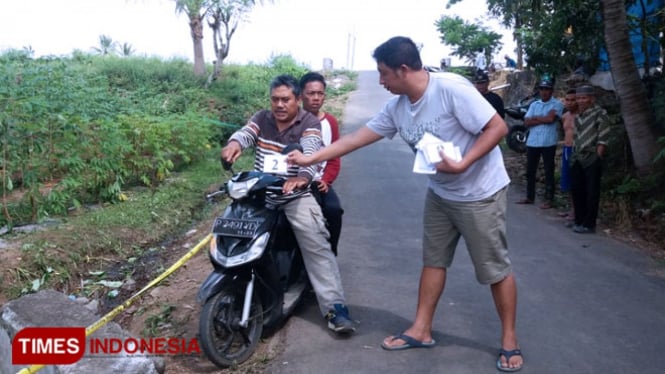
[{"left": 265, "top": 71, "right": 665, "bottom": 374}]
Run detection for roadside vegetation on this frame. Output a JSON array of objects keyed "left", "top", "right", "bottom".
[
  {"left": 1, "top": 0, "right": 664, "bottom": 320},
  {"left": 0, "top": 50, "right": 356, "bottom": 302}
]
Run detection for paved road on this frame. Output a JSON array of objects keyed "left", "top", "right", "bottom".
[{"left": 266, "top": 71, "right": 665, "bottom": 374}]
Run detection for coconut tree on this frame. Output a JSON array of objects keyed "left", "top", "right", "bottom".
[
  {"left": 93, "top": 35, "right": 117, "bottom": 56},
  {"left": 175, "top": 0, "right": 209, "bottom": 76},
  {"left": 118, "top": 42, "right": 135, "bottom": 57},
  {"left": 601, "top": 0, "right": 658, "bottom": 175}
]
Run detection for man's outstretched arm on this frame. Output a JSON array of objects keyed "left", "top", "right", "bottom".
[{"left": 288, "top": 125, "right": 383, "bottom": 166}]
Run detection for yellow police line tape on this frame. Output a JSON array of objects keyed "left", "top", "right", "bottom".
[{"left": 16, "top": 233, "right": 212, "bottom": 374}]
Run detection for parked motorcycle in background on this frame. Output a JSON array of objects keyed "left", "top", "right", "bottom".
[
  {"left": 504, "top": 92, "right": 540, "bottom": 153},
  {"left": 197, "top": 146, "right": 310, "bottom": 368}
]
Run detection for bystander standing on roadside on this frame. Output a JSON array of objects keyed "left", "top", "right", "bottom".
[
  {"left": 515, "top": 79, "right": 564, "bottom": 209},
  {"left": 569, "top": 85, "right": 611, "bottom": 234},
  {"left": 473, "top": 70, "right": 505, "bottom": 119},
  {"left": 299, "top": 71, "right": 344, "bottom": 255},
  {"left": 504, "top": 55, "right": 517, "bottom": 69},
  {"left": 475, "top": 49, "right": 486, "bottom": 73},
  {"left": 559, "top": 88, "right": 578, "bottom": 222}
]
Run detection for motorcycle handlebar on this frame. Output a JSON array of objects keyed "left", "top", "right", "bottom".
[{"left": 205, "top": 189, "right": 226, "bottom": 202}]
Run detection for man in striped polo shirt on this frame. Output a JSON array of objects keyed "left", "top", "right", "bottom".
[
  {"left": 569, "top": 85, "right": 611, "bottom": 234},
  {"left": 221, "top": 74, "right": 355, "bottom": 334}
]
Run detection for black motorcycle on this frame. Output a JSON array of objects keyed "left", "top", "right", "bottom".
[
  {"left": 197, "top": 155, "right": 310, "bottom": 368},
  {"left": 504, "top": 92, "right": 539, "bottom": 153}
]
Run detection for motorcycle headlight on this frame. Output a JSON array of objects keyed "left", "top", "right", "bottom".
[
  {"left": 209, "top": 232, "right": 270, "bottom": 267},
  {"left": 227, "top": 177, "right": 259, "bottom": 199}
]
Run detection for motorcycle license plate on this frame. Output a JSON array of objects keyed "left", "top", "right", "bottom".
[{"left": 212, "top": 218, "right": 261, "bottom": 238}]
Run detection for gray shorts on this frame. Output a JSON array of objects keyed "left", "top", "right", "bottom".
[{"left": 422, "top": 186, "right": 512, "bottom": 284}]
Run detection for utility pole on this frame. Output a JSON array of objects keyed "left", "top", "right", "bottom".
[
  {"left": 346, "top": 30, "right": 356, "bottom": 70},
  {"left": 350, "top": 33, "right": 356, "bottom": 70}
]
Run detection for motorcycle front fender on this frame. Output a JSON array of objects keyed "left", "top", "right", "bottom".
[{"left": 197, "top": 270, "right": 246, "bottom": 304}]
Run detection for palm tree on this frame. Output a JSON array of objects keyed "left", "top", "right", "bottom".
[
  {"left": 175, "top": 0, "right": 209, "bottom": 76},
  {"left": 601, "top": 0, "right": 658, "bottom": 175},
  {"left": 22, "top": 46, "right": 35, "bottom": 57},
  {"left": 93, "top": 35, "right": 116, "bottom": 56},
  {"left": 118, "top": 42, "right": 135, "bottom": 57}
]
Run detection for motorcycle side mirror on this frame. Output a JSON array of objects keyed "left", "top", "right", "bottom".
[{"left": 281, "top": 143, "right": 303, "bottom": 155}]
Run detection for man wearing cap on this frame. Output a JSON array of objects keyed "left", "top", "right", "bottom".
[
  {"left": 569, "top": 85, "right": 611, "bottom": 234},
  {"left": 515, "top": 79, "right": 564, "bottom": 209},
  {"left": 473, "top": 71, "right": 505, "bottom": 118}
]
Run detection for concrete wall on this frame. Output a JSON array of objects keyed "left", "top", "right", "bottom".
[{"left": 1, "top": 290, "right": 164, "bottom": 374}]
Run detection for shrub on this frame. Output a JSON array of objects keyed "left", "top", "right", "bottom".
[{"left": 0, "top": 51, "right": 325, "bottom": 229}]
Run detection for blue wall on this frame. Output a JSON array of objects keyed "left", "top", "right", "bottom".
[{"left": 598, "top": 0, "right": 663, "bottom": 71}]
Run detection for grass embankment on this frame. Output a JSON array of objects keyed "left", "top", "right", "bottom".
[
  {"left": 1, "top": 152, "right": 254, "bottom": 302},
  {"left": 0, "top": 49, "right": 357, "bottom": 303}
]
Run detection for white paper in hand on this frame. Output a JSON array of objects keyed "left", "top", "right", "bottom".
[
  {"left": 412, "top": 149, "right": 436, "bottom": 174},
  {"left": 413, "top": 132, "right": 462, "bottom": 174}
]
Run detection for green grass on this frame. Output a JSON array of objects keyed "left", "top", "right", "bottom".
[
  {"left": 2, "top": 150, "right": 255, "bottom": 300},
  {"left": 143, "top": 304, "right": 176, "bottom": 337},
  {"left": 0, "top": 65, "right": 356, "bottom": 302}
]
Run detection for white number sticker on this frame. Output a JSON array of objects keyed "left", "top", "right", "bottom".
[{"left": 263, "top": 154, "right": 288, "bottom": 174}]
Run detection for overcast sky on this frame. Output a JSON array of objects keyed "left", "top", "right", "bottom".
[{"left": 0, "top": 0, "right": 516, "bottom": 71}]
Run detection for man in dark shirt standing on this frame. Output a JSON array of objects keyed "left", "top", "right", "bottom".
[{"left": 473, "top": 71, "right": 505, "bottom": 118}]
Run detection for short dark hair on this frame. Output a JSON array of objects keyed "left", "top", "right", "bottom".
[
  {"left": 566, "top": 88, "right": 577, "bottom": 95},
  {"left": 372, "top": 36, "right": 423, "bottom": 70},
  {"left": 270, "top": 74, "right": 300, "bottom": 97},
  {"left": 299, "top": 71, "right": 327, "bottom": 90}
]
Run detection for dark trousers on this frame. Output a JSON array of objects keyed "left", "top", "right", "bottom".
[
  {"left": 319, "top": 186, "right": 343, "bottom": 256},
  {"left": 570, "top": 159, "right": 602, "bottom": 229},
  {"left": 525, "top": 145, "right": 556, "bottom": 202}
]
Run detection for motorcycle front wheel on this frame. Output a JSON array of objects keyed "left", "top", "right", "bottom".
[
  {"left": 506, "top": 125, "right": 528, "bottom": 154},
  {"left": 199, "top": 284, "right": 264, "bottom": 368}
]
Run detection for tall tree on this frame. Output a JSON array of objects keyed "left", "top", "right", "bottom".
[
  {"left": 447, "top": 0, "right": 534, "bottom": 68},
  {"left": 206, "top": 0, "right": 266, "bottom": 84},
  {"left": 434, "top": 15, "right": 503, "bottom": 66},
  {"left": 601, "top": 0, "right": 658, "bottom": 175},
  {"left": 175, "top": 0, "right": 209, "bottom": 76},
  {"left": 487, "top": 0, "right": 529, "bottom": 68}
]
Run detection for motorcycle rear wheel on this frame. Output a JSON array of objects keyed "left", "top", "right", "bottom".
[
  {"left": 506, "top": 125, "right": 528, "bottom": 154},
  {"left": 199, "top": 284, "right": 264, "bottom": 368}
]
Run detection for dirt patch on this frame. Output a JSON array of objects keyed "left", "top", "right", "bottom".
[{"left": 105, "top": 207, "right": 284, "bottom": 373}]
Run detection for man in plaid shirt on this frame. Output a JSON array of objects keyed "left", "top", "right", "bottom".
[{"left": 569, "top": 85, "right": 611, "bottom": 234}]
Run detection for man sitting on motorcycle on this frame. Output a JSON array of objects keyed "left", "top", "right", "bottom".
[{"left": 220, "top": 74, "right": 355, "bottom": 334}]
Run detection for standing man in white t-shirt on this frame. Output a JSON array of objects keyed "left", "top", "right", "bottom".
[
  {"left": 288, "top": 37, "right": 522, "bottom": 372},
  {"left": 299, "top": 72, "right": 344, "bottom": 255},
  {"left": 475, "top": 48, "right": 487, "bottom": 73}
]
